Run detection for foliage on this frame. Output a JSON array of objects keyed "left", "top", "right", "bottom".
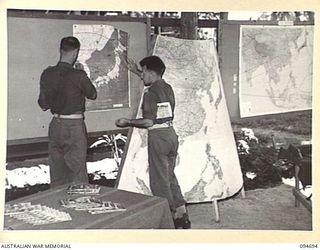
[
  {"left": 259, "top": 11, "right": 314, "bottom": 22},
  {"left": 88, "top": 133, "right": 127, "bottom": 167},
  {"left": 235, "top": 130, "right": 283, "bottom": 190},
  {"left": 233, "top": 111, "right": 312, "bottom": 191},
  {"left": 232, "top": 110, "right": 312, "bottom": 135}
]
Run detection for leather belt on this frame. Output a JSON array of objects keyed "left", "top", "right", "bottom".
[
  {"left": 148, "top": 121, "right": 173, "bottom": 130},
  {"left": 53, "top": 113, "right": 83, "bottom": 119}
]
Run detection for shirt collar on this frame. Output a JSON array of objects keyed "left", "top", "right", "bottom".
[
  {"left": 57, "top": 61, "right": 73, "bottom": 68},
  {"left": 144, "top": 79, "right": 165, "bottom": 93}
]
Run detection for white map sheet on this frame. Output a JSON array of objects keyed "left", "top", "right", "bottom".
[
  {"left": 117, "top": 36, "right": 243, "bottom": 202},
  {"left": 239, "top": 25, "right": 313, "bottom": 117},
  {"left": 73, "top": 24, "right": 130, "bottom": 111}
]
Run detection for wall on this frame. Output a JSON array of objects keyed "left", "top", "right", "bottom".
[
  {"left": 7, "top": 15, "right": 147, "bottom": 141},
  {"left": 218, "top": 21, "right": 240, "bottom": 120}
]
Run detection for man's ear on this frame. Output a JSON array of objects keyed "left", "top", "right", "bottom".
[
  {"left": 72, "top": 49, "right": 80, "bottom": 63},
  {"left": 73, "top": 49, "right": 79, "bottom": 58}
]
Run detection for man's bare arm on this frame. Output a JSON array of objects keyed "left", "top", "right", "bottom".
[{"left": 115, "top": 117, "right": 153, "bottom": 129}]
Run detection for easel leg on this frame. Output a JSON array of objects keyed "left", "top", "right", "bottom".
[
  {"left": 212, "top": 200, "right": 220, "bottom": 223},
  {"left": 240, "top": 186, "right": 246, "bottom": 199},
  {"left": 294, "top": 165, "right": 300, "bottom": 208},
  {"left": 212, "top": 187, "right": 245, "bottom": 223}
]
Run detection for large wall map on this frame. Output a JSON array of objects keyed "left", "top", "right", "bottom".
[
  {"left": 73, "top": 24, "right": 130, "bottom": 111},
  {"left": 117, "top": 36, "right": 243, "bottom": 202},
  {"left": 239, "top": 25, "right": 313, "bottom": 117}
]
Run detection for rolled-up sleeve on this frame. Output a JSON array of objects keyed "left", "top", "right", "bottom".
[{"left": 142, "top": 91, "right": 158, "bottom": 121}]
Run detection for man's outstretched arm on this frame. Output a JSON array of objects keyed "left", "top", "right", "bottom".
[{"left": 115, "top": 117, "right": 153, "bottom": 129}]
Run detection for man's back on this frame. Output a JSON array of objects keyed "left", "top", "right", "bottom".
[{"left": 38, "top": 62, "right": 97, "bottom": 115}]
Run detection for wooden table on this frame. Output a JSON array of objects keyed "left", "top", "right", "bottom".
[{"left": 4, "top": 185, "right": 174, "bottom": 230}]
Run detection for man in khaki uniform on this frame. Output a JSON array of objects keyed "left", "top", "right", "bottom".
[{"left": 116, "top": 56, "right": 190, "bottom": 229}]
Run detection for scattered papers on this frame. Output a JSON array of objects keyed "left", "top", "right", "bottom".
[
  {"left": 67, "top": 184, "right": 101, "bottom": 195},
  {"left": 4, "top": 202, "right": 33, "bottom": 215},
  {"left": 5, "top": 203, "right": 72, "bottom": 225},
  {"left": 60, "top": 196, "right": 126, "bottom": 214}
]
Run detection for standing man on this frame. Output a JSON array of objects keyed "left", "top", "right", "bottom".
[
  {"left": 38, "top": 36, "right": 97, "bottom": 188},
  {"left": 116, "top": 56, "right": 191, "bottom": 229}
]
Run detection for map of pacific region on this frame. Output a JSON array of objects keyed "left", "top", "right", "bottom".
[
  {"left": 240, "top": 25, "right": 313, "bottom": 117},
  {"left": 118, "top": 36, "right": 243, "bottom": 203},
  {"left": 73, "top": 24, "right": 129, "bottom": 111}
]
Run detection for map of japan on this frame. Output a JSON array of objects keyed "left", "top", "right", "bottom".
[
  {"left": 239, "top": 25, "right": 313, "bottom": 117},
  {"left": 73, "top": 24, "right": 130, "bottom": 111}
]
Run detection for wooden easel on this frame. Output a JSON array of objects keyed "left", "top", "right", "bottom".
[
  {"left": 212, "top": 186, "right": 246, "bottom": 222},
  {"left": 293, "top": 163, "right": 312, "bottom": 212}
]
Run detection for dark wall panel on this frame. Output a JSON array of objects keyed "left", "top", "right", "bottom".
[
  {"left": 218, "top": 22, "right": 240, "bottom": 120},
  {"left": 7, "top": 16, "right": 147, "bottom": 141}
]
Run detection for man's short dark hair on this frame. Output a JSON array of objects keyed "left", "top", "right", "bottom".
[
  {"left": 139, "top": 56, "right": 166, "bottom": 76},
  {"left": 60, "top": 36, "right": 80, "bottom": 52}
]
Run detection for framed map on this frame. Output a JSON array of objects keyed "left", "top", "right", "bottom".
[
  {"left": 73, "top": 24, "right": 130, "bottom": 111},
  {"left": 117, "top": 36, "right": 243, "bottom": 202},
  {"left": 239, "top": 25, "right": 313, "bottom": 117}
]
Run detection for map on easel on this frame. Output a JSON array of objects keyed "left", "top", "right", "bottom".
[{"left": 117, "top": 36, "right": 243, "bottom": 203}]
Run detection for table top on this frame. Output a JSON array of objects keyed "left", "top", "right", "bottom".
[{"left": 4, "top": 184, "right": 174, "bottom": 230}]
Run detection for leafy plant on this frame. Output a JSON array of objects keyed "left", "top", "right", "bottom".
[{"left": 89, "top": 133, "right": 127, "bottom": 167}]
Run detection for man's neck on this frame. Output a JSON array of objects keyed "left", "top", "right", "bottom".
[
  {"left": 59, "top": 58, "right": 73, "bottom": 65},
  {"left": 151, "top": 76, "right": 162, "bottom": 84}
]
